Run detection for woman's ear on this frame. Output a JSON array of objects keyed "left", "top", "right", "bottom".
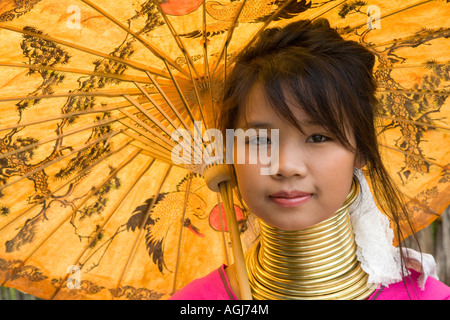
[{"left": 354, "top": 151, "right": 366, "bottom": 169}]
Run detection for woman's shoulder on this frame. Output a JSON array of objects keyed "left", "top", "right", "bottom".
[
  {"left": 169, "top": 265, "right": 237, "bottom": 300},
  {"left": 372, "top": 269, "right": 450, "bottom": 300}
]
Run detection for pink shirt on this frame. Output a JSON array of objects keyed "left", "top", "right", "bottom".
[{"left": 170, "top": 265, "right": 450, "bottom": 300}]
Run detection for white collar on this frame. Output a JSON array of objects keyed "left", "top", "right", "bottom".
[{"left": 350, "top": 169, "right": 438, "bottom": 290}]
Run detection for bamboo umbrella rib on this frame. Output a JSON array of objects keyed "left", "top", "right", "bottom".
[
  {"left": 153, "top": 0, "right": 200, "bottom": 80},
  {"left": 0, "top": 23, "right": 171, "bottom": 79},
  {"left": 0, "top": 139, "right": 134, "bottom": 232},
  {"left": 201, "top": 0, "right": 216, "bottom": 124},
  {"left": 342, "top": 0, "right": 434, "bottom": 34},
  {"left": 118, "top": 108, "right": 176, "bottom": 149},
  {"left": 49, "top": 155, "right": 155, "bottom": 300},
  {"left": 0, "top": 130, "right": 121, "bottom": 193},
  {"left": 133, "top": 82, "right": 179, "bottom": 132},
  {"left": 113, "top": 164, "right": 173, "bottom": 297},
  {"left": 0, "top": 96, "right": 162, "bottom": 132},
  {"left": 80, "top": 0, "right": 189, "bottom": 79},
  {"left": 163, "top": 58, "right": 208, "bottom": 129},
  {"left": 118, "top": 119, "right": 175, "bottom": 155},
  {"left": 0, "top": 88, "right": 144, "bottom": 103},
  {"left": 1, "top": 148, "right": 143, "bottom": 288},
  {"left": 128, "top": 143, "right": 171, "bottom": 162},
  {"left": 124, "top": 131, "right": 178, "bottom": 162},
  {"left": 123, "top": 94, "right": 173, "bottom": 138},
  {"left": 144, "top": 71, "right": 192, "bottom": 134},
  {"left": 367, "top": 29, "right": 450, "bottom": 49},
  {"left": 0, "top": 62, "right": 152, "bottom": 84},
  {"left": 129, "top": 142, "right": 175, "bottom": 166},
  {"left": 0, "top": 116, "right": 124, "bottom": 160},
  {"left": 401, "top": 191, "right": 441, "bottom": 218},
  {"left": 374, "top": 61, "right": 450, "bottom": 71},
  {"left": 172, "top": 172, "right": 193, "bottom": 294},
  {"left": 119, "top": 121, "right": 172, "bottom": 150},
  {"left": 377, "top": 88, "right": 449, "bottom": 96},
  {"left": 202, "top": 0, "right": 210, "bottom": 80},
  {"left": 376, "top": 115, "right": 450, "bottom": 131},
  {"left": 211, "top": 0, "right": 248, "bottom": 77},
  {"left": 379, "top": 143, "right": 450, "bottom": 171},
  {"left": 161, "top": 61, "right": 212, "bottom": 160}
]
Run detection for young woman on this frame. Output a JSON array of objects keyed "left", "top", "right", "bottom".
[{"left": 170, "top": 19, "right": 450, "bottom": 300}]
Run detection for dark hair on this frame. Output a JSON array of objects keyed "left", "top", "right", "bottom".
[{"left": 219, "top": 18, "right": 419, "bottom": 292}]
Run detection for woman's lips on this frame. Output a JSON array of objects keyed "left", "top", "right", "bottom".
[{"left": 269, "top": 191, "right": 312, "bottom": 208}]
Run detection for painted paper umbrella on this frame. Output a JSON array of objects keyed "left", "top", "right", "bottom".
[{"left": 0, "top": 0, "right": 448, "bottom": 300}]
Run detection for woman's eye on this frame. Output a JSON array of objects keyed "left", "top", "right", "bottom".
[
  {"left": 247, "top": 136, "right": 271, "bottom": 145},
  {"left": 306, "top": 134, "right": 328, "bottom": 143}
]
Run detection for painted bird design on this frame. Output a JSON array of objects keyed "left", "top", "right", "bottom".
[{"left": 126, "top": 174, "right": 210, "bottom": 273}]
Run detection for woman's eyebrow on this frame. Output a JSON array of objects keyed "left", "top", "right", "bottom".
[{"left": 242, "top": 121, "right": 274, "bottom": 129}]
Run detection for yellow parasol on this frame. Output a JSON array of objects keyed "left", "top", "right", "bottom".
[{"left": 0, "top": 0, "right": 448, "bottom": 300}]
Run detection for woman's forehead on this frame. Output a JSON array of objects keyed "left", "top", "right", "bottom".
[{"left": 237, "top": 83, "right": 318, "bottom": 129}]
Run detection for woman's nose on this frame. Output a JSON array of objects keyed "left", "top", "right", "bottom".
[{"left": 272, "top": 144, "right": 308, "bottom": 179}]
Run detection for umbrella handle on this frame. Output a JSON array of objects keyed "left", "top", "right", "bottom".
[{"left": 218, "top": 181, "right": 253, "bottom": 300}]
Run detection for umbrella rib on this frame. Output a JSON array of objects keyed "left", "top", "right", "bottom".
[
  {"left": 377, "top": 88, "right": 449, "bottom": 96},
  {"left": 342, "top": 0, "right": 434, "bottom": 34},
  {"left": 113, "top": 164, "right": 173, "bottom": 296},
  {"left": 0, "top": 62, "right": 152, "bottom": 84},
  {"left": 49, "top": 152, "right": 154, "bottom": 300},
  {"left": 144, "top": 71, "right": 192, "bottom": 133},
  {"left": 0, "top": 96, "right": 157, "bottom": 132},
  {"left": 1, "top": 149, "right": 143, "bottom": 289},
  {"left": 120, "top": 128, "right": 173, "bottom": 157},
  {"left": 0, "top": 88, "right": 144, "bottom": 102},
  {"left": 211, "top": 0, "right": 249, "bottom": 77},
  {"left": 401, "top": 192, "right": 441, "bottom": 218},
  {"left": 0, "top": 130, "right": 121, "bottom": 193},
  {"left": 123, "top": 94, "right": 173, "bottom": 138},
  {"left": 118, "top": 108, "right": 176, "bottom": 149},
  {"left": 153, "top": 0, "right": 200, "bottom": 80},
  {"left": 171, "top": 172, "right": 193, "bottom": 294},
  {"left": 133, "top": 81, "right": 180, "bottom": 132},
  {"left": 376, "top": 115, "right": 450, "bottom": 131},
  {"left": 0, "top": 23, "right": 171, "bottom": 79},
  {"left": 146, "top": 4, "right": 207, "bottom": 126},
  {"left": 123, "top": 92, "right": 204, "bottom": 161},
  {"left": 367, "top": 28, "right": 450, "bottom": 49},
  {"left": 129, "top": 141, "right": 176, "bottom": 165},
  {"left": 202, "top": 0, "right": 208, "bottom": 78},
  {"left": 379, "top": 143, "right": 449, "bottom": 171},
  {"left": 164, "top": 58, "right": 208, "bottom": 130},
  {"left": 161, "top": 61, "right": 212, "bottom": 160},
  {"left": 0, "top": 116, "right": 124, "bottom": 160},
  {"left": 0, "top": 139, "right": 134, "bottom": 233},
  {"left": 80, "top": 0, "right": 189, "bottom": 79},
  {"left": 374, "top": 61, "right": 450, "bottom": 71},
  {"left": 201, "top": 0, "right": 216, "bottom": 124}
]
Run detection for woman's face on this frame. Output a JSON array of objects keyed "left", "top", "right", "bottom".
[{"left": 233, "top": 84, "right": 361, "bottom": 230}]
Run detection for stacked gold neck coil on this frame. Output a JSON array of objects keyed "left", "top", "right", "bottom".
[{"left": 245, "top": 178, "right": 376, "bottom": 300}]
